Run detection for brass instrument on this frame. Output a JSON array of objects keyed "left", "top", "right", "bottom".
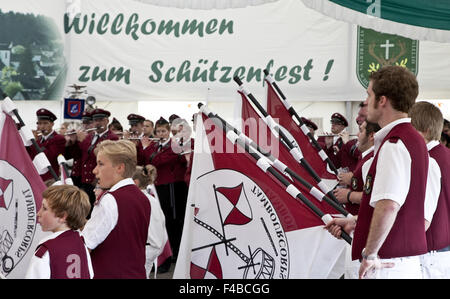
[{"left": 64, "top": 126, "right": 102, "bottom": 136}]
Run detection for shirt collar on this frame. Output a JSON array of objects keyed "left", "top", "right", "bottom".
[
  {"left": 374, "top": 118, "right": 410, "bottom": 155},
  {"left": 38, "top": 229, "right": 72, "bottom": 245},
  {"left": 96, "top": 128, "right": 108, "bottom": 138},
  {"left": 109, "top": 178, "right": 135, "bottom": 192},
  {"left": 362, "top": 146, "right": 374, "bottom": 159},
  {"left": 160, "top": 138, "right": 171, "bottom": 147},
  {"left": 427, "top": 140, "right": 440, "bottom": 151},
  {"left": 42, "top": 130, "right": 55, "bottom": 140}
]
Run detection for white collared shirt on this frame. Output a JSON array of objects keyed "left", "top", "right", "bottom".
[
  {"left": 143, "top": 185, "right": 168, "bottom": 269},
  {"left": 90, "top": 128, "right": 108, "bottom": 145},
  {"left": 370, "top": 119, "right": 436, "bottom": 222},
  {"left": 82, "top": 178, "right": 152, "bottom": 252},
  {"left": 370, "top": 118, "right": 412, "bottom": 208},
  {"left": 333, "top": 129, "right": 346, "bottom": 145},
  {"left": 41, "top": 130, "right": 55, "bottom": 141},
  {"left": 25, "top": 230, "right": 94, "bottom": 279}
]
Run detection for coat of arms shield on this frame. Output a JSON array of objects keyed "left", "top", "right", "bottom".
[{"left": 356, "top": 26, "right": 419, "bottom": 89}]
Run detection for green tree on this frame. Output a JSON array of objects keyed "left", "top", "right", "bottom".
[{"left": 1, "top": 66, "right": 23, "bottom": 97}]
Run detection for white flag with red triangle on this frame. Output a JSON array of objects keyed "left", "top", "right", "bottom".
[
  {"left": 174, "top": 111, "right": 346, "bottom": 279},
  {"left": 0, "top": 109, "right": 49, "bottom": 278}
]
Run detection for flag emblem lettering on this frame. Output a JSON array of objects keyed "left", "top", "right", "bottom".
[{"left": 190, "top": 169, "right": 289, "bottom": 279}]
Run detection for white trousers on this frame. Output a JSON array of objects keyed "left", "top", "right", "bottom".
[
  {"left": 366, "top": 255, "right": 422, "bottom": 279},
  {"left": 345, "top": 253, "right": 423, "bottom": 279},
  {"left": 420, "top": 251, "right": 450, "bottom": 279}
]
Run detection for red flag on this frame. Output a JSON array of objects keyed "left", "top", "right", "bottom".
[
  {"left": 174, "top": 112, "right": 346, "bottom": 278},
  {"left": 266, "top": 82, "right": 337, "bottom": 180},
  {"left": 0, "top": 110, "right": 47, "bottom": 278},
  {"left": 241, "top": 91, "right": 317, "bottom": 188},
  {"left": 240, "top": 92, "right": 338, "bottom": 215}
]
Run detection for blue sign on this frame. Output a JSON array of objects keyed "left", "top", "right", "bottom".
[{"left": 64, "top": 98, "right": 85, "bottom": 120}]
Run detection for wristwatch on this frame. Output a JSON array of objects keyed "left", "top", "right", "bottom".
[{"left": 361, "top": 248, "right": 378, "bottom": 261}]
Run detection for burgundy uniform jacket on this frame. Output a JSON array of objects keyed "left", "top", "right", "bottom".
[
  {"left": 144, "top": 140, "right": 187, "bottom": 185},
  {"left": 426, "top": 144, "right": 450, "bottom": 251},
  {"left": 90, "top": 184, "right": 151, "bottom": 278},
  {"left": 34, "top": 230, "right": 90, "bottom": 279},
  {"left": 352, "top": 123, "right": 428, "bottom": 260},
  {"left": 27, "top": 131, "right": 66, "bottom": 182},
  {"left": 65, "top": 130, "right": 119, "bottom": 185}
]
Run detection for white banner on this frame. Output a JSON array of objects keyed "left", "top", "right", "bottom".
[{"left": 1, "top": 0, "right": 449, "bottom": 102}]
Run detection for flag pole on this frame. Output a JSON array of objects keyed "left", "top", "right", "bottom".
[
  {"left": 58, "top": 154, "right": 74, "bottom": 185},
  {"left": 263, "top": 69, "right": 338, "bottom": 175},
  {"left": 199, "top": 103, "right": 352, "bottom": 245},
  {"left": 210, "top": 109, "right": 350, "bottom": 217},
  {"left": 1, "top": 94, "right": 59, "bottom": 181},
  {"left": 233, "top": 77, "right": 340, "bottom": 204}
]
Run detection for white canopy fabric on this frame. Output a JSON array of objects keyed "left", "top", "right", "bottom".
[
  {"left": 302, "top": 0, "right": 450, "bottom": 43},
  {"left": 132, "top": 0, "right": 279, "bottom": 9}
]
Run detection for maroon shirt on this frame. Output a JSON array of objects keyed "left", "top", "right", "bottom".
[
  {"left": 144, "top": 140, "right": 187, "bottom": 185},
  {"left": 338, "top": 139, "right": 361, "bottom": 172},
  {"left": 27, "top": 131, "right": 66, "bottom": 182},
  {"left": 352, "top": 122, "right": 428, "bottom": 260},
  {"left": 90, "top": 183, "right": 151, "bottom": 279},
  {"left": 65, "top": 130, "right": 119, "bottom": 185},
  {"left": 317, "top": 136, "right": 344, "bottom": 169},
  {"left": 35, "top": 230, "right": 90, "bottom": 279},
  {"left": 345, "top": 149, "right": 374, "bottom": 216},
  {"left": 426, "top": 143, "right": 450, "bottom": 251}
]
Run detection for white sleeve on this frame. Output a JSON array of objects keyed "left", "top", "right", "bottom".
[
  {"left": 424, "top": 157, "right": 441, "bottom": 222},
  {"left": 370, "top": 140, "right": 411, "bottom": 208},
  {"left": 147, "top": 195, "right": 167, "bottom": 254},
  {"left": 81, "top": 193, "right": 118, "bottom": 250},
  {"left": 145, "top": 193, "right": 168, "bottom": 272},
  {"left": 25, "top": 252, "right": 51, "bottom": 279}
]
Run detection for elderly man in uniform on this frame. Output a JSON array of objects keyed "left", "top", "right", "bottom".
[
  {"left": 27, "top": 109, "right": 66, "bottom": 184},
  {"left": 65, "top": 108, "right": 119, "bottom": 217}
]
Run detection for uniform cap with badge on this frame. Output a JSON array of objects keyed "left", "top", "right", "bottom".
[
  {"left": 127, "top": 113, "right": 146, "bottom": 126},
  {"left": 330, "top": 113, "right": 348, "bottom": 127},
  {"left": 36, "top": 109, "right": 57, "bottom": 122},
  {"left": 91, "top": 108, "right": 111, "bottom": 120}
]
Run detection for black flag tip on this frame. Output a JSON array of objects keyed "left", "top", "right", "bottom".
[
  {"left": 233, "top": 76, "right": 243, "bottom": 85},
  {"left": 263, "top": 69, "right": 269, "bottom": 76}
]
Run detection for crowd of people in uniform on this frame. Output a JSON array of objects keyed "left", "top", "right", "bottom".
[
  {"left": 25, "top": 108, "right": 194, "bottom": 278},
  {"left": 21, "top": 65, "right": 449, "bottom": 279}
]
